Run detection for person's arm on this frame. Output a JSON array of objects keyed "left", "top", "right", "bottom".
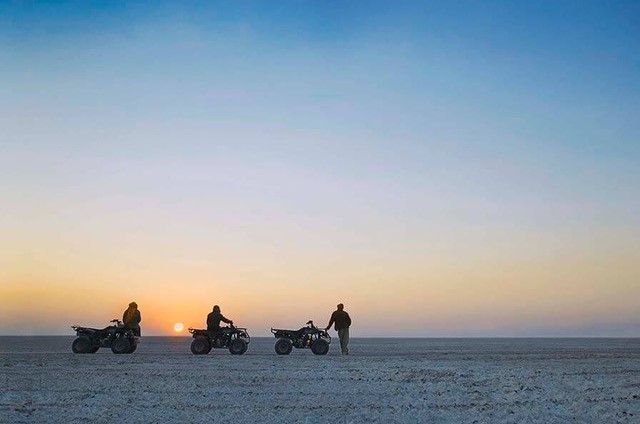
[
  {"left": 325, "top": 312, "right": 336, "bottom": 330},
  {"left": 206, "top": 313, "right": 213, "bottom": 329},
  {"left": 345, "top": 312, "right": 351, "bottom": 327},
  {"left": 220, "top": 314, "right": 233, "bottom": 324},
  {"left": 135, "top": 310, "right": 141, "bottom": 325}
]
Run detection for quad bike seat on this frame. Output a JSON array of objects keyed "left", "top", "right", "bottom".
[
  {"left": 74, "top": 325, "right": 119, "bottom": 333},
  {"left": 272, "top": 328, "right": 305, "bottom": 337}
]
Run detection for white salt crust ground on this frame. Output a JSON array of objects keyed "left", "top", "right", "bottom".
[{"left": 1, "top": 337, "right": 639, "bottom": 423}]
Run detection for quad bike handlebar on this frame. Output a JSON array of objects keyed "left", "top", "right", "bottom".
[{"left": 307, "top": 320, "right": 326, "bottom": 331}]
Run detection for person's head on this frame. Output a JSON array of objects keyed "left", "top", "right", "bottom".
[
  {"left": 337, "top": 303, "right": 344, "bottom": 311},
  {"left": 129, "top": 302, "right": 138, "bottom": 309},
  {"left": 213, "top": 305, "right": 220, "bottom": 313}
]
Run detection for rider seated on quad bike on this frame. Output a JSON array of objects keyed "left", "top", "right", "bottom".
[
  {"left": 123, "top": 302, "right": 142, "bottom": 336},
  {"left": 207, "top": 305, "right": 232, "bottom": 342}
]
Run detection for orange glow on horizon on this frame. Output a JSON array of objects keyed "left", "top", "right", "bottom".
[{"left": 1, "top": 228, "right": 639, "bottom": 336}]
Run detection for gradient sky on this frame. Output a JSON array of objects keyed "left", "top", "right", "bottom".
[{"left": 1, "top": 1, "right": 639, "bottom": 336}]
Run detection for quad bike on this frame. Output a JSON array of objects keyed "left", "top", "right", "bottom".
[
  {"left": 188, "top": 325, "right": 250, "bottom": 355},
  {"left": 271, "top": 320, "right": 331, "bottom": 355},
  {"left": 71, "top": 319, "right": 140, "bottom": 354}
]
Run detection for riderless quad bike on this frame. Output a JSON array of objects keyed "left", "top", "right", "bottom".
[
  {"left": 271, "top": 320, "right": 331, "bottom": 355},
  {"left": 71, "top": 319, "right": 140, "bottom": 354},
  {"left": 188, "top": 325, "right": 250, "bottom": 355}
]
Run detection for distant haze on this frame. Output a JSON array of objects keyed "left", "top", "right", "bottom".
[{"left": 1, "top": 1, "right": 639, "bottom": 336}]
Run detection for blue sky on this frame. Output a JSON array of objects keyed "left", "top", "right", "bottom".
[{"left": 1, "top": 1, "right": 639, "bottom": 335}]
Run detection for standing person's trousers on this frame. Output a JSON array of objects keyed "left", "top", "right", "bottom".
[{"left": 338, "top": 328, "right": 349, "bottom": 355}]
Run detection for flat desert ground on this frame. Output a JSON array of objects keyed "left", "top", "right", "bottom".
[{"left": 1, "top": 337, "right": 639, "bottom": 423}]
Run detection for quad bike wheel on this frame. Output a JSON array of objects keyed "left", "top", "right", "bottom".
[
  {"left": 128, "top": 343, "right": 137, "bottom": 354},
  {"left": 274, "top": 338, "right": 293, "bottom": 355},
  {"left": 111, "top": 337, "right": 131, "bottom": 354},
  {"left": 311, "top": 339, "right": 329, "bottom": 356},
  {"left": 191, "top": 336, "right": 212, "bottom": 355},
  {"left": 72, "top": 337, "right": 93, "bottom": 354},
  {"left": 228, "top": 338, "right": 247, "bottom": 355},
  {"left": 89, "top": 346, "right": 100, "bottom": 353}
]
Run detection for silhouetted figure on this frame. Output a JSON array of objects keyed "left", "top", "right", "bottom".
[
  {"left": 207, "top": 305, "right": 233, "bottom": 339},
  {"left": 325, "top": 303, "right": 351, "bottom": 355},
  {"left": 123, "top": 302, "right": 142, "bottom": 336}
]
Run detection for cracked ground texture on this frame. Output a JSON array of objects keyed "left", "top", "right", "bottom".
[{"left": 1, "top": 337, "right": 639, "bottom": 423}]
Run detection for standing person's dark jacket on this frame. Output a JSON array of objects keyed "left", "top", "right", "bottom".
[
  {"left": 123, "top": 310, "right": 141, "bottom": 328},
  {"left": 207, "top": 311, "right": 232, "bottom": 331},
  {"left": 123, "top": 303, "right": 141, "bottom": 336},
  {"left": 327, "top": 310, "right": 351, "bottom": 331}
]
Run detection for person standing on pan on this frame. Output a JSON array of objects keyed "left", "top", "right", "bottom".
[
  {"left": 123, "top": 302, "right": 142, "bottom": 336},
  {"left": 325, "top": 303, "right": 351, "bottom": 355}
]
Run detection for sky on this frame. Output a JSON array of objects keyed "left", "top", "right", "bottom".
[{"left": 1, "top": 1, "right": 639, "bottom": 336}]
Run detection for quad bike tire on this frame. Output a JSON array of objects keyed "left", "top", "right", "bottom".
[
  {"left": 111, "top": 337, "right": 131, "bottom": 354},
  {"left": 72, "top": 337, "right": 93, "bottom": 354},
  {"left": 191, "top": 336, "right": 212, "bottom": 355},
  {"left": 228, "top": 338, "right": 247, "bottom": 355},
  {"left": 311, "top": 339, "right": 329, "bottom": 356},
  {"left": 89, "top": 346, "right": 100, "bottom": 353},
  {"left": 128, "top": 343, "right": 137, "bottom": 354},
  {"left": 274, "top": 338, "right": 293, "bottom": 355}
]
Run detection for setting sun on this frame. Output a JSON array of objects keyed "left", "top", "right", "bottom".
[{"left": 173, "top": 323, "right": 184, "bottom": 333}]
